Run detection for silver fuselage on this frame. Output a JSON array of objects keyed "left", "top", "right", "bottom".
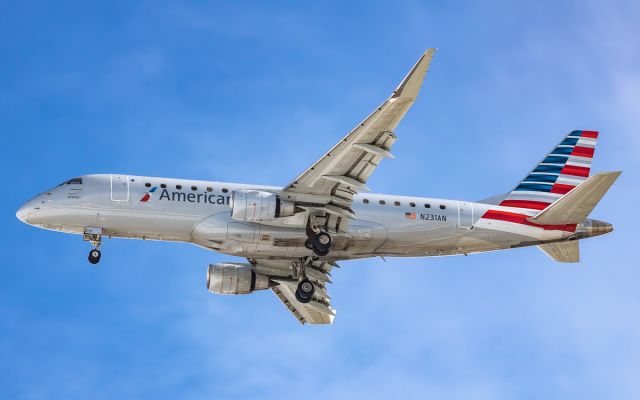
[{"left": 16, "top": 174, "right": 610, "bottom": 261}]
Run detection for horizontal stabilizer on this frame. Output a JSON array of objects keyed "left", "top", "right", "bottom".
[
  {"left": 538, "top": 241, "right": 580, "bottom": 263},
  {"left": 528, "top": 171, "right": 621, "bottom": 225}
]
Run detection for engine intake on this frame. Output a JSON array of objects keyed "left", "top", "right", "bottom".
[
  {"left": 230, "top": 190, "right": 297, "bottom": 222},
  {"left": 207, "top": 263, "right": 270, "bottom": 295}
]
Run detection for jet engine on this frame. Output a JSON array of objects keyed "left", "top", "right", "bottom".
[
  {"left": 207, "top": 263, "right": 271, "bottom": 295},
  {"left": 230, "top": 190, "right": 298, "bottom": 222}
]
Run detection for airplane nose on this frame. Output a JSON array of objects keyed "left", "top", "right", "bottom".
[{"left": 16, "top": 204, "right": 30, "bottom": 223}]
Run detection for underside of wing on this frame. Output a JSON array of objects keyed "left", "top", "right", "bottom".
[
  {"left": 271, "top": 280, "right": 335, "bottom": 325},
  {"left": 254, "top": 258, "right": 337, "bottom": 325}
]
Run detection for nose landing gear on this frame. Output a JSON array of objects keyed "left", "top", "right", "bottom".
[
  {"left": 84, "top": 227, "right": 103, "bottom": 265},
  {"left": 88, "top": 249, "right": 101, "bottom": 264}
]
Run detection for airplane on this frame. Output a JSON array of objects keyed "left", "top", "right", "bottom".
[{"left": 16, "top": 49, "right": 620, "bottom": 324}]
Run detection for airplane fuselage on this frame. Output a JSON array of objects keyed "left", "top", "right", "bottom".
[{"left": 16, "top": 174, "right": 609, "bottom": 261}]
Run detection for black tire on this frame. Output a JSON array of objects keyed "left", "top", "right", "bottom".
[
  {"left": 304, "top": 239, "right": 313, "bottom": 250},
  {"left": 313, "top": 232, "right": 332, "bottom": 251},
  {"left": 295, "top": 279, "right": 315, "bottom": 303},
  {"left": 88, "top": 249, "right": 101, "bottom": 264},
  {"left": 295, "top": 290, "right": 311, "bottom": 303},
  {"left": 312, "top": 244, "right": 330, "bottom": 257}
]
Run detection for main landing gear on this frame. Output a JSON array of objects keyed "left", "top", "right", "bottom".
[
  {"left": 295, "top": 278, "right": 316, "bottom": 303},
  {"left": 292, "top": 258, "right": 317, "bottom": 304},
  {"left": 84, "top": 227, "right": 103, "bottom": 265},
  {"left": 306, "top": 225, "right": 332, "bottom": 257}
]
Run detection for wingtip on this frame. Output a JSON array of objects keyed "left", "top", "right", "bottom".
[{"left": 392, "top": 48, "right": 436, "bottom": 99}]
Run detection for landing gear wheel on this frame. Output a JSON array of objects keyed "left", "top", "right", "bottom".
[
  {"left": 295, "top": 279, "right": 315, "bottom": 303},
  {"left": 313, "top": 232, "right": 332, "bottom": 251},
  {"left": 312, "top": 245, "right": 330, "bottom": 257},
  {"left": 88, "top": 249, "right": 101, "bottom": 264},
  {"left": 304, "top": 239, "right": 313, "bottom": 250}
]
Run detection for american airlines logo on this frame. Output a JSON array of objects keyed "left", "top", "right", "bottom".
[
  {"left": 140, "top": 186, "right": 157, "bottom": 202},
  {"left": 140, "top": 187, "right": 230, "bottom": 205}
]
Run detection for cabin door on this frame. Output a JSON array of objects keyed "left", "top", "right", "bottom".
[
  {"left": 457, "top": 201, "right": 474, "bottom": 229},
  {"left": 110, "top": 175, "right": 130, "bottom": 202}
]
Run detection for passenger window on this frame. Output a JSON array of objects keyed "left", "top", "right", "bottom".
[
  {"left": 145, "top": 183, "right": 151, "bottom": 188},
  {"left": 206, "top": 187, "right": 213, "bottom": 192},
  {"left": 222, "top": 188, "right": 228, "bottom": 193},
  {"left": 363, "top": 199, "right": 369, "bottom": 204},
  {"left": 379, "top": 200, "right": 386, "bottom": 205},
  {"left": 160, "top": 184, "right": 166, "bottom": 188},
  {"left": 425, "top": 204, "right": 431, "bottom": 208},
  {"left": 176, "top": 185, "right": 182, "bottom": 190},
  {"left": 394, "top": 201, "right": 400, "bottom": 206},
  {"left": 440, "top": 205, "right": 446, "bottom": 210},
  {"left": 191, "top": 186, "right": 197, "bottom": 191},
  {"left": 410, "top": 202, "right": 415, "bottom": 207}
]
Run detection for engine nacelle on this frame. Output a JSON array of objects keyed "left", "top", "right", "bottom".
[
  {"left": 230, "top": 190, "right": 297, "bottom": 222},
  {"left": 207, "top": 263, "right": 270, "bottom": 295}
]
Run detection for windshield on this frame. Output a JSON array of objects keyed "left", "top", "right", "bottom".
[{"left": 56, "top": 177, "right": 83, "bottom": 186}]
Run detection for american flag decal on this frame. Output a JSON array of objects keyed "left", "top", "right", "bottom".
[{"left": 405, "top": 212, "right": 416, "bottom": 219}]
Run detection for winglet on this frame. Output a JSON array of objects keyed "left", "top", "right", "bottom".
[{"left": 392, "top": 48, "right": 436, "bottom": 100}]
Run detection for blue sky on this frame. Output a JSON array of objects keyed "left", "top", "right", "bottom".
[{"left": 2, "top": 1, "right": 639, "bottom": 398}]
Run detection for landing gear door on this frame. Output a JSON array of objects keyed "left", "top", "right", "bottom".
[
  {"left": 110, "top": 175, "right": 129, "bottom": 202},
  {"left": 457, "top": 201, "right": 474, "bottom": 229}
]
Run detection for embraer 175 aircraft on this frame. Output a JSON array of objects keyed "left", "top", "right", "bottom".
[{"left": 16, "top": 49, "right": 620, "bottom": 324}]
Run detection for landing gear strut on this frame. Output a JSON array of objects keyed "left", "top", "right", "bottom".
[{"left": 84, "top": 227, "right": 103, "bottom": 265}]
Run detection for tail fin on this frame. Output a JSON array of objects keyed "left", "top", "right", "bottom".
[{"left": 500, "top": 130, "right": 599, "bottom": 212}]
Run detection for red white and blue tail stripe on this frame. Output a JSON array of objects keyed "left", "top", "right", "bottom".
[{"left": 499, "top": 130, "right": 598, "bottom": 212}]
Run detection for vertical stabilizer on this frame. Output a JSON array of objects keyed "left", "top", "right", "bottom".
[{"left": 500, "top": 130, "right": 599, "bottom": 212}]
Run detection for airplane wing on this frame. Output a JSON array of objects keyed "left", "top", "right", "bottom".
[
  {"left": 254, "top": 259, "right": 337, "bottom": 324},
  {"left": 282, "top": 49, "right": 436, "bottom": 225}
]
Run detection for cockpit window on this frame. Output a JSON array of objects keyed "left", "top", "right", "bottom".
[{"left": 57, "top": 177, "right": 83, "bottom": 186}]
